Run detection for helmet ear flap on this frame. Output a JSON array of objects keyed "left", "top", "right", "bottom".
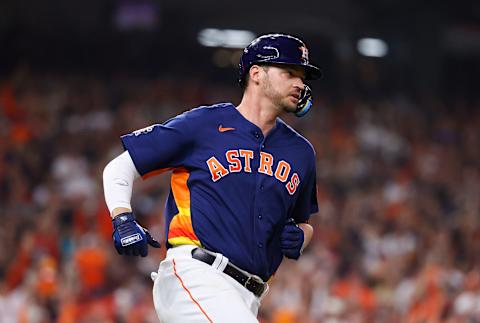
[{"left": 295, "top": 85, "right": 313, "bottom": 117}]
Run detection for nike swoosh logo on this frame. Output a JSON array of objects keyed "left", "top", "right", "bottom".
[
  {"left": 218, "top": 125, "right": 235, "bottom": 132},
  {"left": 114, "top": 179, "right": 129, "bottom": 186}
]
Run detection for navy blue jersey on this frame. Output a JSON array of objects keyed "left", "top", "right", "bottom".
[{"left": 121, "top": 103, "right": 318, "bottom": 281}]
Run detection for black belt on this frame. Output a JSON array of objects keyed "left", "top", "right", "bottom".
[{"left": 191, "top": 248, "right": 267, "bottom": 298}]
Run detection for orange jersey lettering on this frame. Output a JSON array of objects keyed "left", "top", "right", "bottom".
[
  {"left": 286, "top": 173, "right": 300, "bottom": 195},
  {"left": 226, "top": 150, "right": 242, "bottom": 172},
  {"left": 239, "top": 149, "right": 254, "bottom": 172},
  {"left": 207, "top": 149, "right": 301, "bottom": 195},
  {"left": 258, "top": 152, "right": 274, "bottom": 176},
  {"left": 274, "top": 160, "right": 291, "bottom": 182},
  {"left": 206, "top": 157, "right": 229, "bottom": 182}
]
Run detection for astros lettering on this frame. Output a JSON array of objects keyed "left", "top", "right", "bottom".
[{"left": 206, "top": 150, "right": 300, "bottom": 195}]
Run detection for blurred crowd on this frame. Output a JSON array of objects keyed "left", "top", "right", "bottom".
[{"left": 1, "top": 68, "right": 479, "bottom": 323}]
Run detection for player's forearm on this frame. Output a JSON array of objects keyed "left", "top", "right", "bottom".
[
  {"left": 103, "top": 151, "right": 140, "bottom": 219},
  {"left": 298, "top": 222, "right": 313, "bottom": 252}
]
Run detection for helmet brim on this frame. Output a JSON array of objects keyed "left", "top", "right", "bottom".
[
  {"left": 304, "top": 64, "right": 322, "bottom": 80},
  {"left": 255, "top": 61, "right": 322, "bottom": 80}
]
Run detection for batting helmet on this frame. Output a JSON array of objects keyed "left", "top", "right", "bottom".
[{"left": 238, "top": 33, "right": 322, "bottom": 86}]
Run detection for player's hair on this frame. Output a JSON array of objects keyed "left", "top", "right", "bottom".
[{"left": 241, "top": 64, "right": 271, "bottom": 90}]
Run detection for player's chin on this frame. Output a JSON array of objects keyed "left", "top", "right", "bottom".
[{"left": 283, "top": 98, "right": 298, "bottom": 113}]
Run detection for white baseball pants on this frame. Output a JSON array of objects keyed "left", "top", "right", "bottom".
[{"left": 151, "top": 245, "right": 262, "bottom": 323}]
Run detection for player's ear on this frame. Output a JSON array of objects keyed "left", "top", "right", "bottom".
[{"left": 249, "top": 65, "right": 263, "bottom": 85}]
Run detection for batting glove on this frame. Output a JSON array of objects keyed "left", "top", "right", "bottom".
[
  {"left": 280, "top": 218, "right": 305, "bottom": 260},
  {"left": 112, "top": 212, "right": 161, "bottom": 257}
]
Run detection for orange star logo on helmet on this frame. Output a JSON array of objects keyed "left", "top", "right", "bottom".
[{"left": 299, "top": 46, "right": 309, "bottom": 64}]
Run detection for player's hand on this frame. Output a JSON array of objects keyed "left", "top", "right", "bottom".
[
  {"left": 112, "top": 212, "right": 161, "bottom": 257},
  {"left": 280, "top": 218, "right": 305, "bottom": 260}
]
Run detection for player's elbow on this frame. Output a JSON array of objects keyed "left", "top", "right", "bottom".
[
  {"left": 104, "top": 151, "right": 142, "bottom": 193},
  {"left": 103, "top": 159, "right": 115, "bottom": 185}
]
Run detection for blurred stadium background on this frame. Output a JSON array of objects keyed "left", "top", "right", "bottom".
[{"left": 1, "top": 0, "right": 480, "bottom": 322}]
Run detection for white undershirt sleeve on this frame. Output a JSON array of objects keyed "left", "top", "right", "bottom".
[{"left": 103, "top": 150, "right": 140, "bottom": 215}]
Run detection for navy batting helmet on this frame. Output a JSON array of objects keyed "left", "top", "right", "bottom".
[{"left": 238, "top": 33, "right": 322, "bottom": 86}]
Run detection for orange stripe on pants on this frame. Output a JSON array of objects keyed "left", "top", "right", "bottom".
[{"left": 172, "top": 258, "right": 213, "bottom": 323}]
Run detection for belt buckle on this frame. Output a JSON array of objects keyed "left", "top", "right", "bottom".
[{"left": 244, "top": 275, "right": 265, "bottom": 297}]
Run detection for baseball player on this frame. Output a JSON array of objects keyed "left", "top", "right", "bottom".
[{"left": 103, "top": 33, "right": 321, "bottom": 322}]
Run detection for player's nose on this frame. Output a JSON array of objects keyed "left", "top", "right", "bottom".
[{"left": 293, "top": 76, "right": 305, "bottom": 88}]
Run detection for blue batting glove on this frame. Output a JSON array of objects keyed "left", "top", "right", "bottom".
[
  {"left": 112, "top": 212, "right": 161, "bottom": 257},
  {"left": 280, "top": 218, "right": 304, "bottom": 260}
]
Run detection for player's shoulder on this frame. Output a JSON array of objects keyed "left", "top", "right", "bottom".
[
  {"left": 276, "top": 118, "right": 316, "bottom": 156},
  {"left": 182, "top": 102, "right": 235, "bottom": 118},
  {"left": 163, "top": 102, "right": 235, "bottom": 128}
]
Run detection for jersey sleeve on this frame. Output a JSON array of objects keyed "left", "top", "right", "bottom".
[
  {"left": 120, "top": 112, "right": 193, "bottom": 176},
  {"left": 291, "top": 159, "right": 318, "bottom": 223}
]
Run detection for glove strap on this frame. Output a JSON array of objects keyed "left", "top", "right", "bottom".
[{"left": 112, "top": 212, "right": 135, "bottom": 227}]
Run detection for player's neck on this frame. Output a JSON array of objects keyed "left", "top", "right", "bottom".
[{"left": 237, "top": 94, "right": 280, "bottom": 136}]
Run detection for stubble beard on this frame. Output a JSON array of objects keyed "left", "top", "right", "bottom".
[{"left": 262, "top": 78, "right": 296, "bottom": 114}]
